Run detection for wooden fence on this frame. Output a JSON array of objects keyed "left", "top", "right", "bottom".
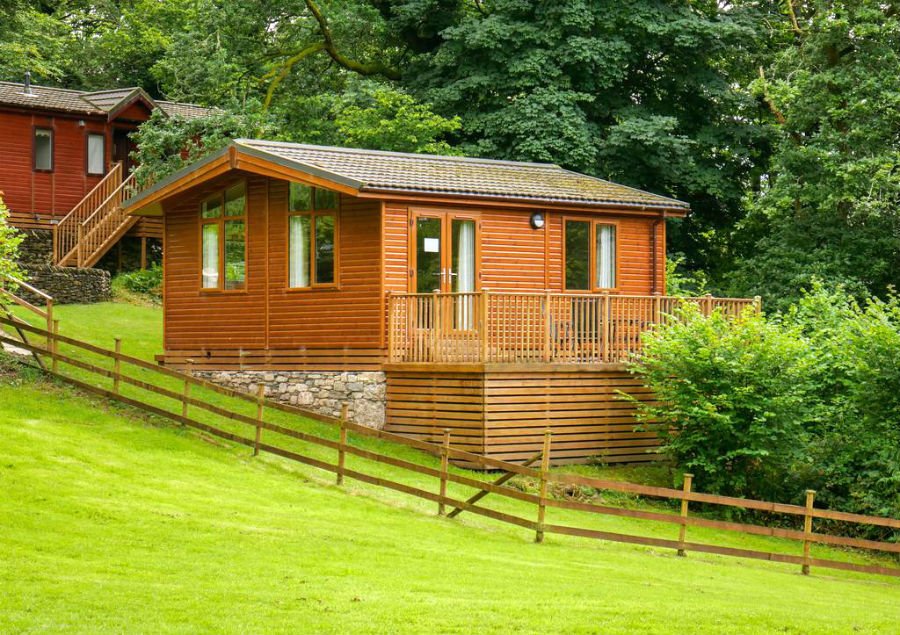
[
  {"left": 387, "top": 292, "right": 760, "bottom": 364},
  {"left": 0, "top": 312, "right": 898, "bottom": 580}
]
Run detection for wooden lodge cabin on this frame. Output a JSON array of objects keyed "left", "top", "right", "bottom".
[
  {"left": 125, "top": 139, "right": 756, "bottom": 465},
  {"left": 0, "top": 76, "right": 210, "bottom": 270}
]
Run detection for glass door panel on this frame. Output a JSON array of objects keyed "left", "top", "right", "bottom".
[
  {"left": 415, "top": 216, "right": 443, "bottom": 293},
  {"left": 451, "top": 218, "right": 477, "bottom": 329}
]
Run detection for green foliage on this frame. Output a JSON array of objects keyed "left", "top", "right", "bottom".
[
  {"left": 112, "top": 265, "right": 162, "bottom": 300},
  {"left": 332, "top": 83, "right": 461, "bottom": 154},
  {"left": 628, "top": 305, "right": 810, "bottom": 501},
  {"left": 630, "top": 284, "right": 900, "bottom": 531},
  {"left": 0, "top": 196, "right": 24, "bottom": 284},
  {"left": 130, "top": 109, "right": 272, "bottom": 188},
  {"left": 665, "top": 254, "right": 708, "bottom": 296},
  {"left": 729, "top": 1, "right": 900, "bottom": 309}
]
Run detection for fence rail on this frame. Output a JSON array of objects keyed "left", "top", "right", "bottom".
[
  {"left": 0, "top": 313, "right": 898, "bottom": 580},
  {"left": 387, "top": 292, "right": 760, "bottom": 364}
]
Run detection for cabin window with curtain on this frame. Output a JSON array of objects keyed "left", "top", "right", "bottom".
[
  {"left": 86, "top": 133, "right": 105, "bottom": 175},
  {"left": 200, "top": 182, "right": 246, "bottom": 291},
  {"left": 288, "top": 183, "right": 338, "bottom": 288},
  {"left": 34, "top": 128, "right": 53, "bottom": 171},
  {"left": 564, "top": 219, "right": 617, "bottom": 291}
]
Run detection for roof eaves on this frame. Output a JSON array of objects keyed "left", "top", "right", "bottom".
[
  {"left": 358, "top": 185, "right": 690, "bottom": 212},
  {"left": 233, "top": 139, "right": 366, "bottom": 190},
  {"left": 123, "top": 145, "right": 233, "bottom": 211},
  {"left": 558, "top": 168, "right": 689, "bottom": 210}
]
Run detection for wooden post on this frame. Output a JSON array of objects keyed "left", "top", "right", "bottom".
[
  {"left": 480, "top": 290, "right": 490, "bottom": 363},
  {"left": 677, "top": 473, "right": 693, "bottom": 557},
  {"left": 543, "top": 291, "right": 552, "bottom": 362},
  {"left": 601, "top": 294, "right": 610, "bottom": 363},
  {"left": 432, "top": 291, "right": 440, "bottom": 363},
  {"left": 802, "top": 489, "right": 816, "bottom": 575},
  {"left": 253, "top": 384, "right": 265, "bottom": 456},
  {"left": 337, "top": 404, "right": 348, "bottom": 485},
  {"left": 140, "top": 237, "right": 147, "bottom": 271},
  {"left": 386, "top": 291, "right": 394, "bottom": 363},
  {"left": 439, "top": 428, "right": 450, "bottom": 515},
  {"left": 52, "top": 224, "right": 58, "bottom": 265},
  {"left": 535, "top": 429, "right": 552, "bottom": 543},
  {"left": 51, "top": 319, "right": 60, "bottom": 373},
  {"left": 753, "top": 295, "right": 762, "bottom": 316},
  {"left": 113, "top": 337, "right": 121, "bottom": 394},
  {"left": 181, "top": 377, "right": 191, "bottom": 420},
  {"left": 45, "top": 298, "right": 53, "bottom": 336},
  {"left": 77, "top": 225, "right": 83, "bottom": 267}
]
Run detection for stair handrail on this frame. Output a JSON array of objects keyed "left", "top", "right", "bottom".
[
  {"left": 53, "top": 162, "right": 123, "bottom": 265},
  {"left": 75, "top": 171, "right": 139, "bottom": 267}
]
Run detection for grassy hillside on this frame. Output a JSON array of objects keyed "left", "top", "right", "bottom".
[{"left": 2, "top": 371, "right": 900, "bottom": 634}]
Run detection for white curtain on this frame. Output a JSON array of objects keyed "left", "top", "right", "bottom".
[
  {"left": 597, "top": 225, "right": 616, "bottom": 289},
  {"left": 289, "top": 216, "right": 310, "bottom": 287},
  {"left": 455, "top": 220, "right": 475, "bottom": 329},
  {"left": 201, "top": 224, "right": 219, "bottom": 288},
  {"left": 87, "top": 134, "right": 104, "bottom": 175}
]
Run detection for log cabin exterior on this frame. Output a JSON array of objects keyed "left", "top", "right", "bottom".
[
  {"left": 125, "top": 139, "right": 756, "bottom": 465},
  {"left": 0, "top": 78, "right": 211, "bottom": 269}
]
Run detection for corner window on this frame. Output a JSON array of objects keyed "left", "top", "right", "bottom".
[
  {"left": 201, "top": 182, "right": 246, "bottom": 291},
  {"left": 34, "top": 128, "right": 53, "bottom": 171},
  {"left": 564, "top": 219, "right": 617, "bottom": 291},
  {"left": 87, "top": 133, "right": 105, "bottom": 175},
  {"left": 288, "top": 183, "right": 338, "bottom": 288}
]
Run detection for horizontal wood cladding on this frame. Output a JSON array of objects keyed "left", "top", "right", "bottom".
[
  {"left": 383, "top": 367, "right": 659, "bottom": 467},
  {"left": 381, "top": 201, "right": 664, "bottom": 295},
  {"left": 162, "top": 172, "right": 384, "bottom": 368},
  {"left": 0, "top": 110, "right": 108, "bottom": 220}
]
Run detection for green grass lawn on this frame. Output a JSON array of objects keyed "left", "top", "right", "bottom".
[{"left": 2, "top": 301, "right": 900, "bottom": 632}]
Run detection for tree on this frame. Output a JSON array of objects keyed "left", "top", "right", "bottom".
[
  {"left": 0, "top": 195, "right": 24, "bottom": 283},
  {"left": 728, "top": 1, "right": 900, "bottom": 309}
]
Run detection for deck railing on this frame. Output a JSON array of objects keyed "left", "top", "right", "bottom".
[{"left": 387, "top": 292, "right": 760, "bottom": 365}]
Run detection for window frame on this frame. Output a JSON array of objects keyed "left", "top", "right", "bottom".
[
  {"left": 562, "top": 217, "right": 620, "bottom": 293},
  {"left": 33, "top": 126, "right": 54, "bottom": 173},
  {"left": 286, "top": 183, "right": 340, "bottom": 291},
  {"left": 198, "top": 180, "right": 248, "bottom": 294},
  {"left": 85, "top": 132, "right": 106, "bottom": 176}
]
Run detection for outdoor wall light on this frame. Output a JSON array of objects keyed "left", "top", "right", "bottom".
[{"left": 530, "top": 211, "right": 545, "bottom": 229}]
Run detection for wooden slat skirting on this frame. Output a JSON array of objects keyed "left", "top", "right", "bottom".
[{"left": 384, "top": 366, "right": 659, "bottom": 467}]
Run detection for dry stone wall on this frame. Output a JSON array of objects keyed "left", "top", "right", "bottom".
[
  {"left": 196, "top": 370, "right": 387, "bottom": 428},
  {"left": 14, "top": 230, "right": 111, "bottom": 304}
]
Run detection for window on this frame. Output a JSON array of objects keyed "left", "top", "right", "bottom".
[
  {"left": 288, "top": 183, "right": 338, "bottom": 288},
  {"left": 34, "top": 128, "right": 53, "bottom": 171},
  {"left": 200, "top": 183, "right": 246, "bottom": 291},
  {"left": 564, "top": 219, "right": 617, "bottom": 291},
  {"left": 87, "top": 133, "right": 105, "bottom": 175}
]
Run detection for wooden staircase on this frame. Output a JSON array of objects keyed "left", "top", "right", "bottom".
[{"left": 52, "top": 162, "right": 138, "bottom": 268}]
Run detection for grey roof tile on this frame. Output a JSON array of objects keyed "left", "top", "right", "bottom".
[
  {"left": 0, "top": 81, "right": 212, "bottom": 119},
  {"left": 236, "top": 139, "right": 689, "bottom": 210}
]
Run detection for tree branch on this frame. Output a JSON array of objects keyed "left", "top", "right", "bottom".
[
  {"left": 785, "top": 0, "right": 803, "bottom": 38},
  {"left": 304, "top": 0, "right": 401, "bottom": 80},
  {"left": 261, "top": 42, "right": 326, "bottom": 111}
]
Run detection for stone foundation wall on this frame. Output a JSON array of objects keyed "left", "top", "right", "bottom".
[
  {"left": 12, "top": 229, "right": 112, "bottom": 305},
  {"left": 20, "top": 265, "right": 111, "bottom": 305},
  {"left": 196, "top": 370, "right": 387, "bottom": 429}
]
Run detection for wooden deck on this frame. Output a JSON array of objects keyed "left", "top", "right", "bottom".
[{"left": 384, "top": 292, "right": 758, "bottom": 465}]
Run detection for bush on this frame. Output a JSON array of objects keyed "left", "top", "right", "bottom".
[
  {"left": 627, "top": 305, "right": 811, "bottom": 501},
  {"left": 113, "top": 265, "right": 162, "bottom": 299},
  {"left": 0, "top": 195, "right": 24, "bottom": 283},
  {"left": 628, "top": 285, "right": 900, "bottom": 531}
]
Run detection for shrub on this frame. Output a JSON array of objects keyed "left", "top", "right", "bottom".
[
  {"left": 113, "top": 265, "right": 162, "bottom": 299},
  {"left": 627, "top": 305, "right": 811, "bottom": 501},
  {"left": 0, "top": 195, "right": 24, "bottom": 283}
]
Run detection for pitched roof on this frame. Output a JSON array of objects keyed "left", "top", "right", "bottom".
[
  {"left": 234, "top": 139, "right": 689, "bottom": 211},
  {"left": 125, "top": 140, "right": 690, "bottom": 215},
  {"left": 0, "top": 81, "right": 213, "bottom": 120}
]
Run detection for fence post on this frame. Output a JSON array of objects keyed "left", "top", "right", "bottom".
[
  {"left": 253, "top": 384, "right": 265, "bottom": 457},
  {"left": 439, "top": 428, "right": 450, "bottom": 516},
  {"left": 77, "top": 225, "right": 83, "bottom": 267},
  {"left": 802, "top": 489, "right": 816, "bottom": 575},
  {"left": 753, "top": 295, "right": 762, "bottom": 316},
  {"left": 51, "top": 319, "right": 60, "bottom": 373},
  {"left": 181, "top": 361, "right": 192, "bottom": 422},
  {"left": 535, "top": 429, "right": 552, "bottom": 543},
  {"left": 45, "top": 298, "right": 53, "bottom": 336},
  {"left": 337, "top": 404, "right": 348, "bottom": 485},
  {"left": 677, "top": 473, "right": 693, "bottom": 557},
  {"left": 386, "top": 291, "right": 394, "bottom": 363},
  {"left": 113, "top": 337, "right": 121, "bottom": 394},
  {"left": 432, "top": 290, "right": 440, "bottom": 363}
]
